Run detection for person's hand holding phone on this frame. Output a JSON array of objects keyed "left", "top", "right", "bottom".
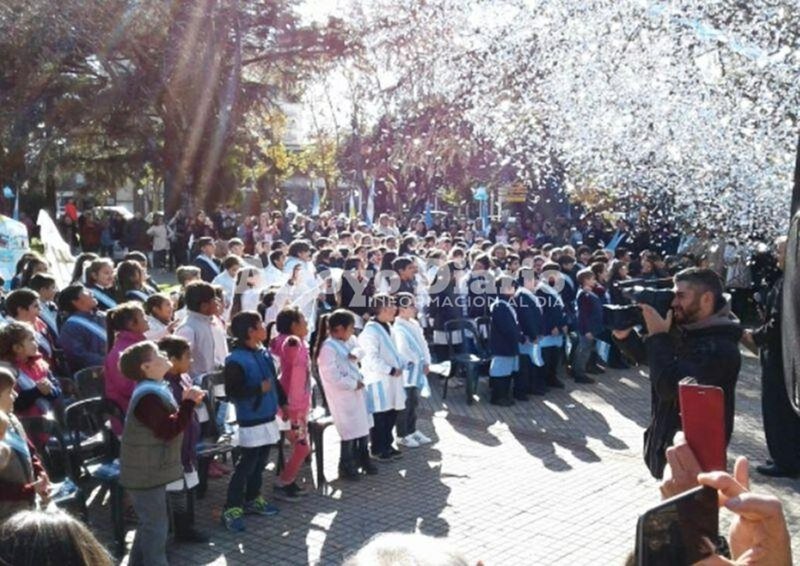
[
  {"left": 660, "top": 432, "right": 703, "bottom": 500},
  {"left": 695, "top": 458, "right": 792, "bottom": 566}
]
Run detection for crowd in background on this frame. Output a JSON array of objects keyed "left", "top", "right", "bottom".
[{"left": 0, "top": 197, "right": 794, "bottom": 564}]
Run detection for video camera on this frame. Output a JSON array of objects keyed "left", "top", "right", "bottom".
[{"left": 603, "top": 278, "right": 675, "bottom": 331}]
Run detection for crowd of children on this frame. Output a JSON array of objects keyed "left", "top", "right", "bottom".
[{"left": 0, "top": 208, "right": 725, "bottom": 562}]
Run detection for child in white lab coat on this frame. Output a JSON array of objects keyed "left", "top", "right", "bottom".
[
  {"left": 392, "top": 292, "right": 432, "bottom": 448},
  {"left": 357, "top": 294, "right": 409, "bottom": 462},
  {"left": 315, "top": 310, "right": 377, "bottom": 480}
]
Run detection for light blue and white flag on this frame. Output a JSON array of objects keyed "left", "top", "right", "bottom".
[{"left": 365, "top": 180, "right": 375, "bottom": 226}]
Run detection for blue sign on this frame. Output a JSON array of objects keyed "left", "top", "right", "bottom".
[{"left": 473, "top": 186, "right": 488, "bottom": 201}]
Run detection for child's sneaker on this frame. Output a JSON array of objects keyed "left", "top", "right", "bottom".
[
  {"left": 222, "top": 507, "right": 246, "bottom": 532},
  {"left": 412, "top": 431, "right": 432, "bottom": 445},
  {"left": 244, "top": 496, "right": 279, "bottom": 516},
  {"left": 398, "top": 435, "right": 420, "bottom": 448}
]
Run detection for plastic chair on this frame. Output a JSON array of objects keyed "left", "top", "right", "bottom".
[
  {"left": 63, "top": 397, "right": 125, "bottom": 556},
  {"left": 307, "top": 362, "right": 335, "bottom": 489},
  {"left": 444, "top": 318, "right": 490, "bottom": 405},
  {"left": 195, "top": 371, "right": 237, "bottom": 498},
  {"left": 19, "top": 416, "right": 87, "bottom": 519},
  {"left": 474, "top": 316, "right": 491, "bottom": 352},
  {"left": 73, "top": 366, "right": 105, "bottom": 400}
]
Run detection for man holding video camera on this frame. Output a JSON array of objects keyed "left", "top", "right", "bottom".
[{"left": 612, "top": 267, "right": 742, "bottom": 479}]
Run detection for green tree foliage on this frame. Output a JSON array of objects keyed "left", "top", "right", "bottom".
[{"left": 0, "top": 0, "right": 354, "bottom": 213}]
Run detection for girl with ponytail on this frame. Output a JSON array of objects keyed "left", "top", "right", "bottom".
[
  {"left": 115, "top": 260, "right": 151, "bottom": 303},
  {"left": 103, "top": 302, "right": 149, "bottom": 435}
]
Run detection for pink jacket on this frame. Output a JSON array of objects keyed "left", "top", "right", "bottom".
[
  {"left": 269, "top": 334, "right": 311, "bottom": 422},
  {"left": 104, "top": 330, "right": 146, "bottom": 434}
]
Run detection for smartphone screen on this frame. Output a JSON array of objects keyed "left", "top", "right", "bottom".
[{"left": 636, "top": 486, "right": 718, "bottom": 566}]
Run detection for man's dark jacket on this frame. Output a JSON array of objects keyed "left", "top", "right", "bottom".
[{"left": 615, "top": 300, "right": 742, "bottom": 479}]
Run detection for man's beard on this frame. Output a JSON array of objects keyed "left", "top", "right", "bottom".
[{"left": 673, "top": 299, "right": 702, "bottom": 324}]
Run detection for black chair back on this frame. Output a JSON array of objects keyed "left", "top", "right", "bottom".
[
  {"left": 310, "top": 361, "right": 330, "bottom": 415},
  {"left": 473, "top": 316, "right": 492, "bottom": 358},
  {"left": 198, "top": 371, "right": 225, "bottom": 438},
  {"left": 63, "top": 397, "right": 117, "bottom": 469},
  {"left": 73, "top": 366, "right": 105, "bottom": 399},
  {"left": 19, "top": 416, "right": 74, "bottom": 483},
  {"left": 444, "top": 318, "right": 478, "bottom": 357}
]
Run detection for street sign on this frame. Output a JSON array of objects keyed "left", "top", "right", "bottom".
[{"left": 504, "top": 182, "right": 527, "bottom": 203}]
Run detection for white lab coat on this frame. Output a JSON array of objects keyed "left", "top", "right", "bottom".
[
  {"left": 283, "top": 257, "right": 320, "bottom": 332},
  {"left": 144, "top": 315, "right": 169, "bottom": 342},
  {"left": 357, "top": 321, "right": 408, "bottom": 413},
  {"left": 262, "top": 264, "right": 289, "bottom": 289},
  {"left": 212, "top": 270, "right": 237, "bottom": 321},
  {"left": 393, "top": 317, "right": 431, "bottom": 396},
  {"left": 317, "top": 337, "right": 373, "bottom": 440}
]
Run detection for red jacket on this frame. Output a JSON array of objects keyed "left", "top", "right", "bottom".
[{"left": 13, "top": 355, "right": 60, "bottom": 419}]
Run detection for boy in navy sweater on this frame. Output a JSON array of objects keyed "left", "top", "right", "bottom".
[{"left": 573, "top": 269, "right": 602, "bottom": 384}]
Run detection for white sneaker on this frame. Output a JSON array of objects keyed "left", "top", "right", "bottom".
[
  {"left": 413, "top": 431, "right": 432, "bottom": 445},
  {"left": 398, "top": 435, "right": 420, "bottom": 448}
]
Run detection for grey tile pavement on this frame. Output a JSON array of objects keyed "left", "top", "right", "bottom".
[{"left": 89, "top": 351, "right": 798, "bottom": 565}]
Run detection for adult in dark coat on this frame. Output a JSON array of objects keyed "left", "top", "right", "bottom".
[
  {"left": 123, "top": 212, "right": 151, "bottom": 253},
  {"left": 614, "top": 268, "right": 742, "bottom": 479},
  {"left": 742, "top": 237, "right": 800, "bottom": 477}
]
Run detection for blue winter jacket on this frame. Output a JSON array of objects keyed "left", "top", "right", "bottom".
[
  {"left": 224, "top": 346, "right": 279, "bottom": 427},
  {"left": 490, "top": 299, "right": 522, "bottom": 356}
]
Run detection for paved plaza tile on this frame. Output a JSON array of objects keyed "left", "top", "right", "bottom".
[{"left": 96, "top": 353, "right": 799, "bottom": 565}]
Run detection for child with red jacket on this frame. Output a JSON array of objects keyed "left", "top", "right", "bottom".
[{"left": 0, "top": 322, "right": 62, "bottom": 420}]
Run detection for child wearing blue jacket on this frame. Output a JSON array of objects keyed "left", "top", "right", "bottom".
[
  {"left": 535, "top": 263, "right": 568, "bottom": 389},
  {"left": 222, "top": 310, "right": 283, "bottom": 532},
  {"left": 573, "top": 269, "right": 603, "bottom": 384},
  {"left": 515, "top": 268, "right": 547, "bottom": 396},
  {"left": 488, "top": 276, "right": 522, "bottom": 406}
]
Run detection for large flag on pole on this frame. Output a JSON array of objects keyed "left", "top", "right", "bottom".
[
  {"left": 36, "top": 210, "right": 75, "bottom": 289},
  {"left": 424, "top": 200, "right": 433, "bottom": 229},
  {"left": 365, "top": 180, "right": 375, "bottom": 226}
]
